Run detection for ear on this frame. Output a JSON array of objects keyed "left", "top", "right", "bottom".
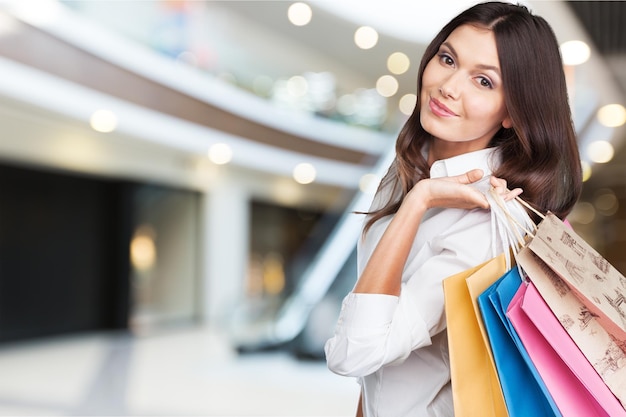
[{"left": 502, "top": 116, "right": 513, "bottom": 129}]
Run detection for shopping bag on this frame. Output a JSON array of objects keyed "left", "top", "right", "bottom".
[
  {"left": 525, "top": 212, "right": 626, "bottom": 342},
  {"left": 443, "top": 254, "right": 509, "bottom": 417},
  {"left": 507, "top": 277, "right": 626, "bottom": 416},
  {"left": 517, "top": 246, "right": 626, "bottom": 409},
  {"left": 516, "top": 279, "right": 626, "bottom": 416},
  {"left": 486, "top": 191, "right": 626, "bottom": 411},
  {"left": 478, "top": 268, "right": 561, "bottom": 416}
]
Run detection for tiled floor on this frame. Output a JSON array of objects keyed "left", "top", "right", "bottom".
[{"left": 0, "top": 326, "right": 359, "bottom": 416}]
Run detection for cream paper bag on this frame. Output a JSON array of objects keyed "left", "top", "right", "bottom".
[{"left": 527, "top": 212, "right": 626, "bottom": 342}]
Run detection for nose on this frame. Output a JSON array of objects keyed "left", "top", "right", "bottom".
[{"left": 439, "top": 73, "right": 461, "bottom": 99}]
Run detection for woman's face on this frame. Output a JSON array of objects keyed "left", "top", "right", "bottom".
[{"left": 420, "top": 24, "right": 511, "bottom": 157}]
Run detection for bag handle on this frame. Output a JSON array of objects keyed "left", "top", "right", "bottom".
[
  {"left": 514, "top": 196, "right": 546, "bottom": 222},
  {"left": 485, "top": 185, "right": 538, "bottom": 270},
  {"left": 488, "top": 186, "right": 550, "bottom": 239}
]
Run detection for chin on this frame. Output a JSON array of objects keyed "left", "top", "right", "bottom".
[{"left": 419, "top": 117, "right": 444, "bottom": 139}]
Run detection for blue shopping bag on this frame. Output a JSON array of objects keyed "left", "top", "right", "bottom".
[{"left": 477, "top": 268, "right": 561, "bottom": 417}]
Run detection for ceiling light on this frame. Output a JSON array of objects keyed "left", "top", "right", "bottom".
[
  {"left": 399, "top": 94, "right": 417, "bottom": 115},
  {"left": 287, "top": 75, "right": 308, "bottom": 97},
  {"left": 359, "top": 173, "right": 380, "bottom": 194},
  {"left": 597, "top": 104, "right": 626, "bottom": 127},
  {"left": 587, "top": 140, "right": 614, "bottom": 164},
  {"left": 376, "top": 75, "right": 398, "bottom": 97},
  {"left": 90, "top": 109, "right": 117, "bottom": 133},
  {"left": 288, "top": 3, "right": 312, "bottom": 26},
  {"left": 354, "top": 26, "right": 378, "bottom": 49},
  {"left": 293, "top": 163, "right": 316, "bottom": 184},
  {"left": 208, "top": 143, "right": 233, "bottom": 165},
  {"left": 387, "top": 52, "right": 410, "bottom": 75},
  {"left": 560, "top": 40, "right": 590, "bottom": 66}
]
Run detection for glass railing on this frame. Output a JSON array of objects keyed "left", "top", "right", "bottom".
[{"left": 58, "top": 0, "right": 405, "bottom": 133}]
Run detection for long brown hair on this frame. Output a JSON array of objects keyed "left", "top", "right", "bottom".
[{"left": 364, "top": 1, "right": 582, "bottom": 233}]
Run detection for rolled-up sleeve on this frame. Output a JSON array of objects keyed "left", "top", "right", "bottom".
[{"left": 324, "top": 292, "right": 430, "bottom": 377}]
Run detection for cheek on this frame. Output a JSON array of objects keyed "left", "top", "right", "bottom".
[
  {"left": 421, "top": 59, "right": 438, "bottom": 89},
  {"left": 467, "top": 96, "right": 506, "bottom": 122},
  {"left": 420, "top": 68, "right": 437, "bottom": 108}
]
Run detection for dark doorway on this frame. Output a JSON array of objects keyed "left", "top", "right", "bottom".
[{"left": 0, "top": 163, "right": 132, "bottom": 342}]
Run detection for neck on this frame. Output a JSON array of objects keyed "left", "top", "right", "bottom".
[{"left": 428, "top": 138, "right": 489, "bottom": 165}]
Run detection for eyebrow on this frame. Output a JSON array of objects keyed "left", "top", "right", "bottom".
[{"left": 442, "top": 41, "right": 502, "bottom": 76}]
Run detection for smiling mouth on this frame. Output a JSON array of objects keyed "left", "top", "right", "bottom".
[{"left": 429, "top": 97, "right": 458, "bottom": 117}]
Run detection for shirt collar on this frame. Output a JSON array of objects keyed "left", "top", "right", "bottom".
[{"left": 429, "top": 147, "right": 500, "bottom": 179}]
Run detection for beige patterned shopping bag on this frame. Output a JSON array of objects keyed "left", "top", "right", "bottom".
[{"left": 526, "top": 212, "right": 626, "bottom": 342}]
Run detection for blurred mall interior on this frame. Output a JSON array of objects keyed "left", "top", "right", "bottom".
[{"left": 0, "top": 0, "right": 623, "bottom": 415}]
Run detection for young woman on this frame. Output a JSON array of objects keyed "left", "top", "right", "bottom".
[{"left": 325, "top": 2, "right": 582, "bottom": 416}]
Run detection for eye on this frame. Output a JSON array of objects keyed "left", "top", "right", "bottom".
[
  {"left": 477, "top": 76, "right": 494, "bottom": 89},
  {"left": 438, "top": 53, "right": 455, "bottom": 67}
]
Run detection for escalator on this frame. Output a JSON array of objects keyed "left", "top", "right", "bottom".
[{"left": 232, "top": 145, "right": 396, "bottom": 357}]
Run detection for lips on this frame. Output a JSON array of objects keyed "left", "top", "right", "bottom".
[{"left": 429, "top": 97, "right": 458, "bottom": 117}]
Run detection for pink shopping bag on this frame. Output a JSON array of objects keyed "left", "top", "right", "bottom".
[
  {"left": 507, "top": 281, "right": 626, "bottom": 416},
  {"left": 517, "top": 247, "right": 626, "bottom": 407}
]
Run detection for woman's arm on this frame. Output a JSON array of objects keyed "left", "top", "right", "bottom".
[
  {"left": 353, "top": 169, "right": 492, "bottom": 296},
  {"left": 325, "top": 173, "right": 521, "bottom": 376}
]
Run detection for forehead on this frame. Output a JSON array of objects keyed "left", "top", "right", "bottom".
[{"left": 443, "top": 24, "right": 500, "bottom": 66}]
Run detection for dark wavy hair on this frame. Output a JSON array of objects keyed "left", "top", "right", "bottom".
[{"left": 364, "top": 1, "right": 582, "bottom": 233}]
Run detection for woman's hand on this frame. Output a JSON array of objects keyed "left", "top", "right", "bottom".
[
  {"left": 409, "top": 169, "right": 489, "bottom": 211},
  {"left": 407, "top": 169, "right": 523, "bottom": 212},
  {"left": 490, "top": 175, "right": 523, "bottom": 201},
  {"left": 353, "top": 169, "right": 522, "bottom": 296}
]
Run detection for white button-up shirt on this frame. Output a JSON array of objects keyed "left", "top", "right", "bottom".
[{"left": 325, "top": 148, "right": 524, "bottom": 417}]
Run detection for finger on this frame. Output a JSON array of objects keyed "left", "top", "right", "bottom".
[
  {"left": 490, "top": 176, "right": 507, "bottom": 190},
  {"left": 456, "top": 169, "right": 484, "bottom": 184},
  {"left": 490, "top": 177, "right": 513, "bottom": 199},
  {"left": 475, "top": 192, "right": 490, "bottom": 209},
  {"left": 504, "top": 187, "right": 523, "bottom": 201}
]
